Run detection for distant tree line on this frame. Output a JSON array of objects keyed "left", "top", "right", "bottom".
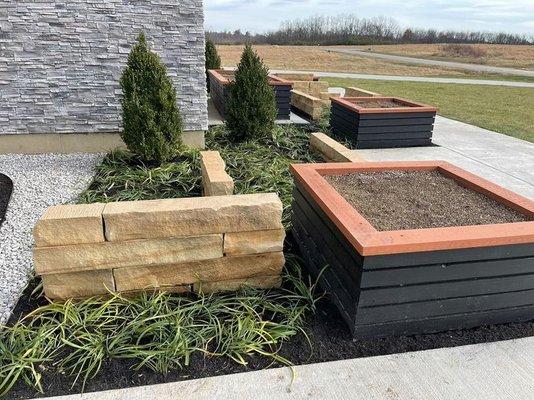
[{"left": 207, "top": 15, "right": 534, "bottom": 45}]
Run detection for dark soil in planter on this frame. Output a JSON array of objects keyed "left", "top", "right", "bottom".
[
  {"left": 355, "top": 99, "right": 413, "bottom": 109},
  {"left": 0, "top": 173, "right": 13, "bottom": 227},
  {"left": 325, "top": 170, "right": 529, "bottom": 231},
  {"left": 7, "top": 232, "right": 534, "bottom": 400}
]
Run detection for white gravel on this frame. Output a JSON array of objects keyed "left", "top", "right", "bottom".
[{"left": 0, "top": 153, "right": 101, "bottom": 325}]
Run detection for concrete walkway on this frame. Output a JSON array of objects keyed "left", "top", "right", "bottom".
[
  {"left": 326, "top": 48, "right": 534, "bottom": 78},
  {"left": 268, "top": 69, "right": 534, "bottom": 88},
  {"left": 43, "top": 336, "right": 534, "bottom": 399},
  {"left": 351, "top": 116, "right": 534, "bottom": 199}
]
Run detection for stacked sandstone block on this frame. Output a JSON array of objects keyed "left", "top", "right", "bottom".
[
  {"left": 33, "top": 194, "right": 286, "bottom": 299},
  {"left": 200, "top": 151, "right": 234, "bottom": 196},
  {"left": 281, "top": 75, "right": 340, "bottom": 121},
  {"left": 310, "top": 132, "right": 364, "bottom": 163}
]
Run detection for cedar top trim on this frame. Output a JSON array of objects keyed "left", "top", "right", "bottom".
[
  {"left": 290, "top": 161, "right": 534, "bottom": 256},
  {"left": 208, "top": 69, "right": 293, "bottom": 87},
  {"left": 332, "top": 96, "right": 438, "bottom": 114}
]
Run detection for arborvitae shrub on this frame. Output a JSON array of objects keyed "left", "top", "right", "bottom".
[
  {"left": 120, "top": 33, "right": 183, "bottom": 164},
  {"left": 205, "top": 39, "right": 221, "bottom": 92},
  {"left": 226, "top": 44, "right": 276, "bottom": 142}
]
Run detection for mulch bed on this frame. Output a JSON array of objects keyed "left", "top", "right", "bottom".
[
  {"left": 325, "top": 170, "right": 529, "bottom": 231},
  {"left": 354, "top": 99, "right": 412, "bottom": 109},
  {"left": 7, "top": 231, "right": 534, "bottom": 399},
  {"left": 0, "top": 173, "right": 13, "bottom": 227}
]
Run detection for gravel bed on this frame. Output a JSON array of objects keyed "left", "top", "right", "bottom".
[{"left": 0, "top": 153, "right": 101, "bottom": 325}]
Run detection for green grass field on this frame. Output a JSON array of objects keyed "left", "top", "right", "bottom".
[{"left": 324, "top": 78, "right": 534, "bottom": 143}]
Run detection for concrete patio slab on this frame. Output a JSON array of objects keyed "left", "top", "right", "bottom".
[
  {"left": 42, "top": 336, "right": 534, "bottom": 400},
  {"left": 351, "top": 116, "right": 534, "bottom": 199}
]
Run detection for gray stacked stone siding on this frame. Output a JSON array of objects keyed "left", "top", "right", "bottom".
[{"left": 0, "top": 0, "right": 208, "bottom": 135}]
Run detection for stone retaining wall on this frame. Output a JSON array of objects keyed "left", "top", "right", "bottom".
[
  {"left": 33, "top": 194, "right": 285, "bottom": 299},
  {"left": 0, "top": 0, "right": 208, "bottom": 135}
]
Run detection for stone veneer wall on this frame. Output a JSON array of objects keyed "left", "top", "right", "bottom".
[
  {"left": 0, "top": 0, "right": 208, "bottom": 135},
  {"left": 33, "top": 194, "right": 285, "bottom": 299}
]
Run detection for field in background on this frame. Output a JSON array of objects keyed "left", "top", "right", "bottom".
[
  {"left": 348, "top": 44, "right": 534, "bottom": 70},
  {"left": 217, "top": 45, "right": 534, "bottom": 82},
  {"left": 323, "top": 77, "right": 534, "bottom": 143},
  {"left": 217, "top": 45, "right": 489, "bottom": 77}
]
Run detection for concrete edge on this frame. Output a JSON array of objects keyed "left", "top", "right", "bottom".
[{"left": 0, "top": 131, "right": 205, "bottom": 154}]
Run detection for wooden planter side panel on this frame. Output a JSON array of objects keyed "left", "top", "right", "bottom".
[
  {"left": 291, "top": 184, "right": 364, "bottom": 332},
  {"left": 209, "top": 73, "right": 291, "bottom": 120},
  {"left": 330, "top": 102, "right": 436, "bottom": 149},
  {"left": 292, "top": 181, "right": 534, "bottom": 339}
]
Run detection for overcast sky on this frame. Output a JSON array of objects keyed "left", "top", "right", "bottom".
[{"left": 203, "top": 0, "right": 534, "bottom": 35}]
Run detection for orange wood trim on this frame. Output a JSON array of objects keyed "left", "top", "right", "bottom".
[
  {"left": 332, "top": 96, "right": 438, "bottom": 114},
  {"left": 290, "top": 162, "right": 534, "bottom": 256},
  {"left": 208, "top": 69, "right": 231, "bottom": 85}
]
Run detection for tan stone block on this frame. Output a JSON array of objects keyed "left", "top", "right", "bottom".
[
  {"left": 34, "top": 234, "right": 223, "bottom": 275},
  {"left": 42, "top": 269, "right": 115, "bottom": 299},
  {"left": 292, "top": 81, "right": 311, "bottom": 93},
  {"left": 224, "top": 229, "right": 285, "bottom": 256},
  {"left": 114, "top": 252, "right": 285, "bottom": 292},
  {"left": 102, "top": 193, "right": 283, "bottom": 241},
  {"left": 310, "top": 132, "right": 365, "bottom": 162},
  {"left": 200, "top": 151, "right": 234, "bottom": 196},
  {"left": 121, "top": 285, "right": 192, "bottom": 297},
  {"left": 34, "top": 203, "right": 105, "bottom": 247},
  {"left": 345, "top": 87, "right": 381, "bottom": 97},
  {"left": 194, "top": 275, "right": 282, "bottom": 293}
]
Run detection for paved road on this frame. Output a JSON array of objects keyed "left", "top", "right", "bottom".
[
  {"left": 326, "top": 47, "right": 534, "bottom": 78},
  {"left": 268, "top": 68, "right": 534, "bottom": 88},
  {"left": 44, "top": 337, "right": 534, "bottom": 399}
]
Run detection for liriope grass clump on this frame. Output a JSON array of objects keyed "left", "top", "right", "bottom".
[
  {"left": 79, "top": 149, "right": 202, "bottom": 204},
  {"left": 0, "top": 257, "right": 318, "bottom": 397}
]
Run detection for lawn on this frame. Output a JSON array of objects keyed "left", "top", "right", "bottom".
[{"left": 323, "top": 78, "right": 534, "bottom": 143}]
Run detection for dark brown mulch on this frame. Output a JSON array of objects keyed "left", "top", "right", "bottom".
[
  {"left": 354, "top": 99, "right": 412, "bottom": 109},
  {"left": 0, "top": 173, "right": 13, "bottom": 227},
  {"left": 325, "top": 170, "right": 529, "bottom": 231}
]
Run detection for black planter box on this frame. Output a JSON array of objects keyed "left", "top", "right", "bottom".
[
  {"left": 330, "top": 97, "right": 437, "bottom": 149},
  {"left": 208, "top": 69, "right": 292, "bottom": 120},
  {"left": 290, "top": 162, "right": 534, "bottom": 339}
]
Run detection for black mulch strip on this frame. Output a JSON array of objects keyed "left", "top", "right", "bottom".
[
  {"left": 0, "top": 173, "right": 13, "bottom": 227},
  {"left": 6, "top": 234, "right": 534, "bottom": 399}
]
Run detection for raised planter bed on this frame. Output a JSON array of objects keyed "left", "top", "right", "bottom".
[
  {"left": 330, "top": 97, "right": 437, "bottom": 149},
  {"left": 291, "top": 161, "right": 534, "bottom": 339},
  {"left": 0, "top": 173, "right": 13, "bottom": 227},
  {"left": 208, "top": 69, "right": 293, "bottom": 120}
]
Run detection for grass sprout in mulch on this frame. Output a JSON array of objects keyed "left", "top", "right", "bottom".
[{"left": 0, "top": 257, "right": 319, "bottom": 397}]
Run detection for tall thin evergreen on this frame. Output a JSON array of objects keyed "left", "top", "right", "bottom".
[
  {"left": 226, "top": 44, "right": 276, "bottom": 142},
  {"left": 120, "top": 33, "right": 183, "bottom": 164},
  {"left": 205, "top": 39, "right": 221, "bottom": 92}
]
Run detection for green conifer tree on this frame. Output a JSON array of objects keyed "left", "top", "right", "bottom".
[
  {"left": 205, "top": 39, "right": 221, "bottom": 92},
  {"left": 120, "top": 33, "right": 183, "bottom": 164},
  {"left": 226, "top": 44, "right": 276, "bottom": 142}
]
